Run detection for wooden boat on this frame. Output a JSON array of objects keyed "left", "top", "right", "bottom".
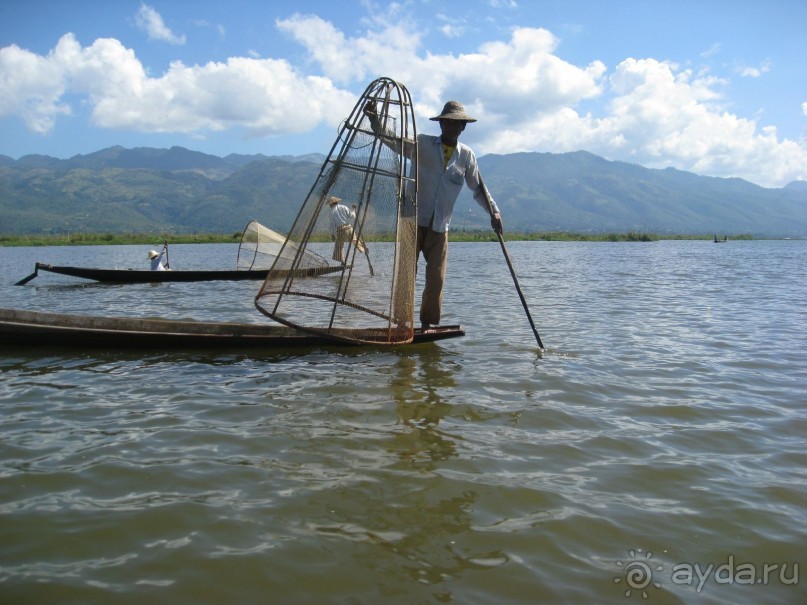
[
  {"left": 15, "top": 262, "right": 343, "bottom": 285},
  {"left": 0, "top": 308, "right": 464, "bottom": 349}
]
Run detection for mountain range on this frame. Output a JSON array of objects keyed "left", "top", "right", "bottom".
[{"left": 1, "top": 145, "right": 805, "bottom": 237}]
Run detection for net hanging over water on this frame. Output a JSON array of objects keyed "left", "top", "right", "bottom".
[
  {"left": 255, "top": 77, "right": 418, "bottom": 344},
  {"left": 236, "top": 220, "right": 329, "bottom": 272}
]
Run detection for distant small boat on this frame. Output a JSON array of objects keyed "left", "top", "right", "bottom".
[
  {"left": 15, "top": 262, "right": 342, "bottom": 285},
  {"left": 15, "top": 219, "right": 336, "bottom": 285}
]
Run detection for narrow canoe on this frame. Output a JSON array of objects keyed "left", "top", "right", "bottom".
[
  {"left": 0, "top": 308, "right": 464, "bottom": 349},
  {"left": 16, "top": 262, "right": 343, "bottom": 285}
]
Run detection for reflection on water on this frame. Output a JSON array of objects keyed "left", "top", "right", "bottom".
[
  {"left": 0, "top": 241, "right": 806, "bottom": 605},
  {"left": 392, "top": 348, "right": 458, "bottom": 425},
  {"left": 300, "top": 346, "right": 493, "bottom": 600}
]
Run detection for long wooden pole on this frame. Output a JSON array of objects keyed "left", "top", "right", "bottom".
[
  {"left": 479, "top": 175, "right": 545, "bottom": 349},
  {"left": 15, "top": 264, "right": 39, "bottom": 286}
]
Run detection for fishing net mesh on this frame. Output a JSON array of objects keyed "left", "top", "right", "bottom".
[
  {"left": 237, "top": 220, "right": 328, "bottom": 271},
  {"left": 255, "top": 78, "right": 418, "bottom": 344}
]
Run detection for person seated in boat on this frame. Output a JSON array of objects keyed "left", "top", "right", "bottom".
[{"left": 148, "top": 244, "right": 168, "bottom": 271}]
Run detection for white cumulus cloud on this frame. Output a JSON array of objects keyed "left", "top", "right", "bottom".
[
  {"left": 135, "top": 3, "right": 187, "bottom": 45},
  {"left": 277, "top": 17, "right": 605, "bottom": 125},
  {"left": 1, "top": 12, "right": 805, "bottom": 187},
  {"left": 0, "top": 33, "right": 355, "bottom": 138},
  {"left": 481, "top": 57, "right": 807, "bottom": 186},
  {"left": 736, "top": 60, "right": 771, "bottom": 78},
  {"left": 0, "top": 42, "right": 71, "bottom": 133},
  {"left": 276, "top": 13, "right": 805, "bottom": 186}
]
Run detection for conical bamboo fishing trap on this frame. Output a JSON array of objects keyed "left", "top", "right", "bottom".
[{"left": 254, "top": 77, "right": 418, "bottom": 344}]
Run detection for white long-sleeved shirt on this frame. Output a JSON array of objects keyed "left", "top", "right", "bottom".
[
  {"left": 330, "top": 203, "right": 355, "bottom": 232},
  {"left": 410, "top": 134, "right": 498, "bottom": 233},
  {"left": 150, "top": 249, "right": 167, "bottom": 271}
]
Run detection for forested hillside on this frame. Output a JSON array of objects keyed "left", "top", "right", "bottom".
[{"left": 1, "top": 146, "right": 804, "bottom": 237}]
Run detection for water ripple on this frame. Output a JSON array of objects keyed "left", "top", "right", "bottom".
[{"left": 1, "top": 241, "right": 805, "bottom": 604}]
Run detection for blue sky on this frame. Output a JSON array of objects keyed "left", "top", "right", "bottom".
[{"left": 1, "top": 0, "right": 805, "bottom": 187}]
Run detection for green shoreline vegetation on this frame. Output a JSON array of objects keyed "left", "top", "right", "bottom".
[{"left": 0, "top": 231, "right": 755, "bottom": 247}]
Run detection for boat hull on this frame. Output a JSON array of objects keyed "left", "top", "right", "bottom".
[
  {"left": 24, "top": 262, "right": 342, "bottom": 284},
  {"left": 0, "top": 308, "right": 464, "bottom": 349}
]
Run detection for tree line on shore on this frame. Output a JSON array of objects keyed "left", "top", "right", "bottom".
[{"left": 0, "top": 231, "right": 756, "bottom": 247}]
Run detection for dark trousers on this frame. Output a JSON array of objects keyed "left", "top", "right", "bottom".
[{"left": 417, "top": 226, "right": 448, "bottom": 326}]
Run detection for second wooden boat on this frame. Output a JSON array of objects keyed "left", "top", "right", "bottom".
[{"left": 16, "top": 262, "right": 343, "bottom": 285}]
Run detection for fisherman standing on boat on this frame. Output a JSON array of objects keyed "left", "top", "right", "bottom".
[
  {"left": 329, "top": 196, "right": 356, "bottom": 263},
  {"left": 365, "top": 100, "right": 503, "bottom": 329},
  {"left": 148, "top": 243, "right": 168, "bottom": 271},
  {"left": 328, "top": 197, "right": 372, "bottom": 272}
]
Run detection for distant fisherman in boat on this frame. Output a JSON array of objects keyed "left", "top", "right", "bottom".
[{"left": 148, "top": 244, "right": 168, "bottom": 271}]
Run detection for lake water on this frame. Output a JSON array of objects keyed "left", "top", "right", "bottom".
[{"left": 0, "top": 240, "right": 805, "bottom": 604}]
